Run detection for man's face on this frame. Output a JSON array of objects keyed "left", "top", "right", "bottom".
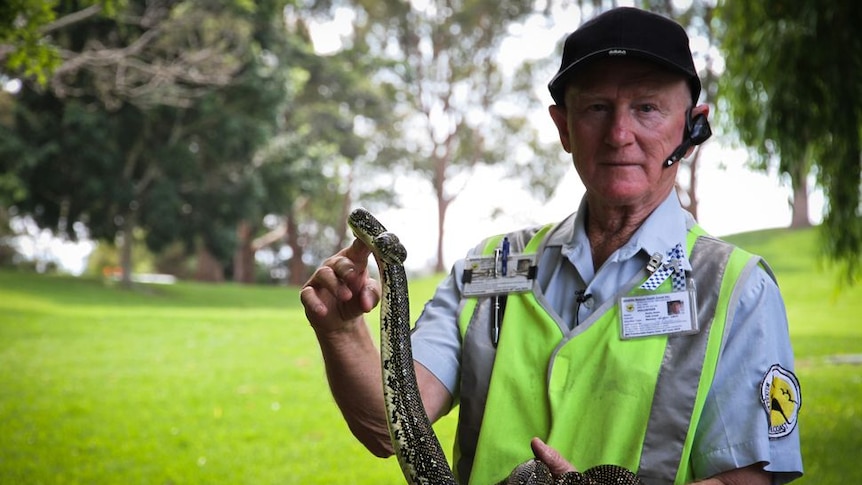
[{"left": 549, "top": 58, "right": 692, "bottom": 210}]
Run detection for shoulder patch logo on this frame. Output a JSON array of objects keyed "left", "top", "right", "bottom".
[{"left": 760, "top": 364, "right": 801, "bottom": 439}]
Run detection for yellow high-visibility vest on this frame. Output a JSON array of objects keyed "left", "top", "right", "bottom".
[{"left": 454, "top": 224, "right": 765, "bottom": 485}]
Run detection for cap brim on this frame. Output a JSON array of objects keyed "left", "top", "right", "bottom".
[{"left": 548, "top": 49, "right": 701, "bottom": 105}]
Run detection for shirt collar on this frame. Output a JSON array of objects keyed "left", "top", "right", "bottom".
[
  {"left": 550, "top": 191, "right": 695, "bottom": 269},
  {"left": 627, "top": 192, "right": 695, "bottom": 270}
]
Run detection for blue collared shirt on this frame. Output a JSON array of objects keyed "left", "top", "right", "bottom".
[{"left": 411, "top": 192, "right": 803, "bottom": 482}]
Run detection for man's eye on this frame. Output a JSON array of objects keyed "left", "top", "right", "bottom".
[{"left": 639, "top": 104, "right": 657, "bottom": 113}]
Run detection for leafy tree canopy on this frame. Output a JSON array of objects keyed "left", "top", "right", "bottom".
[
  {"left": 0, "top": 0, "right": 297, "bottom": 283},
  {"left": 0, "top": 1, "right": 116, "bottom": 84},
  {"left": 717, "top": 0, "right": 862, "bottom": 283}
]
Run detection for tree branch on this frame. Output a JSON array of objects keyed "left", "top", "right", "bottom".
[{"left": 41, "top": 5, "right": 104, "bottom": 34}]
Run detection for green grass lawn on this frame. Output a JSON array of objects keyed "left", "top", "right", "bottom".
[{"left": 0, "top": 226, "right": 860, "bottom": 484}]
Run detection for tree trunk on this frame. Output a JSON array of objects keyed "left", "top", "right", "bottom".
[
  {"left": 118, "top": 216, "right": 134, "bottom": 289},
  {"left": 790, "top": 171, "right": 812, "bottom": 228},
  {"left": 195, "top": 244, "right": 224, "bottom": 282},
  {"left": 337, "top": 170, "right": 354, "bottom": 249},
  {"left": 686, "top": 150, "right": 701, "bottom": 221},
  {"left": 233, "top": 219, "right": 255, "bottom": 284},
  {"left": 286, "top": 213, "right": 306, "bottom": 286},
  {"left": 432, "top": 150, "right": 452, "bottom": 274},
  {"left": 435, "top": 195, "right": 449, "bottom": 274}
]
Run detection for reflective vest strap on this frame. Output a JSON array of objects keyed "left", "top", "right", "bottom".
[
  {"left": 455, "top": 225, "right": 552, "bottom": 482},
  {"left": 637, "top": 236, "right": 745, "bottom": 484}
]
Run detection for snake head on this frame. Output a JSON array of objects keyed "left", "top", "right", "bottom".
[
  {"left": 374, "top": 232, "right": 407, "bottom": 265},
  {"left": 348, "top": 208, "right": 407, "bottom": 266},
  {"left": 348, "top": 207, "right": 387, "bottom": 238}
]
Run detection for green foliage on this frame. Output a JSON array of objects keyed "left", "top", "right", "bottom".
[
  {"left": 0, "top": 0, "right": 62, "bottom": 84},
  {"left": 716, "top": 0, "right": 862, "bottom": 283},
  {"left": 246, "top": 11, "right": 409, "bottom": 273},
  {"left": 0, "top": 1, "right": 122, "bottom": 84},
  {"left": 0, "top": 226, "right": 860, "bottom": 483},
  {"left": 2, "top": 0, "right": 409, "bottom": 282},
  {"left": 2, "top": 91, "right": 131, "bottom": 241},
  {"left": 1, "top": 0, "right": 300, "bottom": 279},
  {"left": 0, "top": 130, "right": 29, "bottom": 206}
]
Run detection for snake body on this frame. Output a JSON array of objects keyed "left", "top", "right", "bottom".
[
  {"left": 349, "top": 208, "right": 457, "bottom": 485},
  {"left": 348, "top": 208, "right": 642, "bottom": 485}
]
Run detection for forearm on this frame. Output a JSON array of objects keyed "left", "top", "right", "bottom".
[{"left": 315, "top": 318, "right": 394, "bottom": 457}]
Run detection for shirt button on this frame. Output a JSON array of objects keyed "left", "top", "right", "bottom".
[{"left": 584, "top": 299, "right": 594, "bottom": 309}]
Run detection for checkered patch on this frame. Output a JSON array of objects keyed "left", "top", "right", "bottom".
[{"left": 640, "top": 243, "right": 687, "bottom": 291}]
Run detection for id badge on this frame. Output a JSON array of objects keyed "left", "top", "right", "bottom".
[
  {"left": 619, "top": 282, "right": 699, "bottom": 339},
  {"left": 461, "top": 252, "right": 537, "bottom": 297}
]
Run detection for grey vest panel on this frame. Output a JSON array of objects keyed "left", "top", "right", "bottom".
[
  {"left": 639, "top": 240, "right": 768, "bottom": 484},
  {"left": 457, "top": 297, "right": 497, "bottom": 482},
  {"left": 637, "top": 237, "right": 732, "bottom": 484},
  {"left": 456, "top": 233, "right": 759, "bottom": 484}
]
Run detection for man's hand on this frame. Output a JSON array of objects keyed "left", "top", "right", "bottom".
[
  {"left": 529, "top": 438, "right": 770, "bottom": 485},
  {"left": 300, "top": 238, "right": 381, "bottom": 335}
]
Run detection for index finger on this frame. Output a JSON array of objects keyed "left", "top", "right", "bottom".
[
  {"left": 342, "top": 236, "right": 373, "bottom": 271},
  {"left": 327, "top": 237, "right": 373, "bottom": 291}
]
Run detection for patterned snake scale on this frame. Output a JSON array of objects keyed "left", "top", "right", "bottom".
[{"left": 348, "top": 208, "right": 643, "bottom": 485}]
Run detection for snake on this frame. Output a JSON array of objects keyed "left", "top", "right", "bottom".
[{"left": 348, "top": 208, "right": 643, "bottom": 485}]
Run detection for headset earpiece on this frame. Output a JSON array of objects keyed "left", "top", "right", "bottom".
[
  {"left": 664, "top": 109, "right": 712, "bottom": 168},
  {"left": 686, "top": 112, "right": 712, "bottom": 146}
]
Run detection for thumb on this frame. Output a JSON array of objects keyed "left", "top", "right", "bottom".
[
  {"left": 531, "top": 437, "right": 577, "bottom": 476},
  {"left": 359, "top": 280, "right": 381, "bottom": 314}
]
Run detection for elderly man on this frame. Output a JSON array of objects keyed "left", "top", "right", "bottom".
[{"left": 301, "top": 7, "right": 803, "bottom": 485}]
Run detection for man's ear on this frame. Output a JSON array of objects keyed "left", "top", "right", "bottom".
[
  {"left": 683, "top": 103, "right": 711, "bottom": 158},
  {"left": 548, "top": 105, "right": 572, "bottom": 153},
  {"left": 692, "top": 103, "right": 710, "bottom": 120}
]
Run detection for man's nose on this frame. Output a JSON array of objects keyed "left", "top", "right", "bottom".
[{"left": 605, "top": 109, "right": 636, "bottom": 147}]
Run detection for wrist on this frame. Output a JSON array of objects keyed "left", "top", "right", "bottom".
[{"left": 314, "top": 317, "right": 375, "bottom": 354}]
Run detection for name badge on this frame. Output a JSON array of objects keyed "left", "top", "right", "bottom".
[{"left": 619, "top": 288, "right": 699, "bottom": 339}]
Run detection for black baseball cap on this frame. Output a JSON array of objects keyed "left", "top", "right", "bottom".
[{"left": 548, "top": 7, "right": 701, "bottom": 105}]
